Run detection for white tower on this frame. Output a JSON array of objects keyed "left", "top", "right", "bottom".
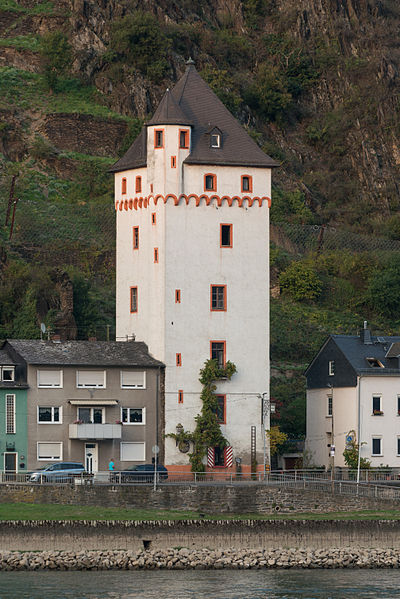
[{"left": 111, "top": 62, "right": 277, "bottom": 471}]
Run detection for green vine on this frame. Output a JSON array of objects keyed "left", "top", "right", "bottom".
[{"left": 166, "top": 359, "right": 237, "bottom": 472}]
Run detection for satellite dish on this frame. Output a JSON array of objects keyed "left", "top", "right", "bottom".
[{"left": 40, "top": 323, "right": 46, "bottom": 333}]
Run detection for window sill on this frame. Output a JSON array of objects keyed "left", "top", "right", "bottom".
[{"left": 372, "top": 413, "right": 384, "bottom": 416}]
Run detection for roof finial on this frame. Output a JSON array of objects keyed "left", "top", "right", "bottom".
[{"left": 186, "top": 57, "right": 195, "bottom": 67}]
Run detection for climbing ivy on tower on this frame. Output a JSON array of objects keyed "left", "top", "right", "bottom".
[{"left": 167, "top": 359, "right": 236, "bottom": 472}]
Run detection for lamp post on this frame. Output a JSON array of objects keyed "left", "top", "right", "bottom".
[{"left": 262, "top": 392, "right": 275, "bottom": 477}]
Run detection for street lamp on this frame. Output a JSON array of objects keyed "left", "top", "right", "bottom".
[{"left": 261, "top": 392, "right": 275, "bottom": 477}]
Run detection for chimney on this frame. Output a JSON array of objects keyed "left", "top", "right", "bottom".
[{"left": 360, "top": 321, "right": 372, "bottom": 344}]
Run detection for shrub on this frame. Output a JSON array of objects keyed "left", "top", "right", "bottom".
[
  {"left": 366, "top": 260, "right": 400, "bottom": 318},
  {"left": 40, "top": 32, "right": 72, "bottom": 91},
  {"left": 279, "top": 261, "right": 322, "bottom": 302}
]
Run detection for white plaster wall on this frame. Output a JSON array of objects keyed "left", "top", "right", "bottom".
[
  {"left": 182, "top": 164, "right": 271, "bottom": 198},
  {"left": 359, "top": 376, "right": 400, "bottom": 467},
  {"left": 306, "top": 387, "right": 358, "bottom": 469},
  {"left": 147, "top": 125, "right": 190, "bottom": 196}
]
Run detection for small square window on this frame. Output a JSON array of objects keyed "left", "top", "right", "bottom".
[
  {"left": 154, "top": 129, "right": 164, "bottom": 148},
  {"left": 130, "top": 287, "right": 138, "bottom": 313},
  {"left": 2, "top": 367, "right": 15, "bottom": 382},
  {"left": 220, "top": 224, "right": 232, "bottom": 248},
  {"left": 133, "top": 227, "right": 139, "bottom": 250},
  {"left": 135, "top": 176, "right": 142, "bottom": 194},
  {"left": 204, "top": 174, "right": 216, "bottom": 192}
]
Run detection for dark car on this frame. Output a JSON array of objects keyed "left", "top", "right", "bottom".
[
  {"left": 111, "top": 464, "right": 168, "bottom": 483},
  {"left": 29, "top": 462, "right": 86, "bottom": 482}
]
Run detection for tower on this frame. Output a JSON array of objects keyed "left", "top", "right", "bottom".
[{"left": 111, "top": 62, "right": 277, "bottom": 470}]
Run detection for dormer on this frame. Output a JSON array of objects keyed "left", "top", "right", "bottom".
[{"left": 209, "top": 127, "right": 222, "bottom": 149}]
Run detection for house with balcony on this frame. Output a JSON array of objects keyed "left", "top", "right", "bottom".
[
  {"left": 305, "top": 324, "right": 400, "bottom": 469},
  {"left": 2, "top": 339, "right": 164, "bottom": 473}
]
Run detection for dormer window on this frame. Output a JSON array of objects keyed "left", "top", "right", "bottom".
[
  {"left": 210, "top": 133, "right": 220, "bottom": 148},
  {"left": 366, "top": 358, "right": 384, "bottom": 368},
  {"left": 2, "top": 367, "right": 15, "bottom": 382}
]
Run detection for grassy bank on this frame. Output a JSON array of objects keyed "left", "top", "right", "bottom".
[{"left": 1, "top": 504, "right": 399, "bottom": 521}]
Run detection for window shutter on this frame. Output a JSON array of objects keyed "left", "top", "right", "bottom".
[
  {"left": 37, "top": 442, "right": 62, "bottom": 460},
  {"left": 121, "top": 371, "right": 145, "bottom": 388},
  {"left": 38, "top": 370, "right": 62, "bottom": 387},
  {"left": 120, "top": 442, "right": 145, "bottom": 461},
  {"left": 207, "top": 447, "right": 214, "bottom": 467},
  {"left": 225, "top": 446, "right": 233, "bottom": 468},
  {"left": 77, "top": 370, "right": 105, "bottom": 387}
]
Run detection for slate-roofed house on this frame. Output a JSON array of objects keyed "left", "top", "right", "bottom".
[
  {"left": 0, "top": 339, "right": 164, "bottom": 474},
  {"left": 112, "top": 61, "right": 277, "bottom": 470},
  {"left": 305, "top": 324, "right": 400, "bottom": 469}
]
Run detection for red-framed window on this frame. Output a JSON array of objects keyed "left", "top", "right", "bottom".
[
  {"left": 220, "top": 224, "right": 232, "bottom": 248},
  {"left": 215, "top": 394, "right": 226, "bottom": 424},
  {"left": 178, "top": 390, "right": 183, "bottom": 404},
  {"left": 130, "top": 286, "right": 138, "bottom": 313},
  {"left": 210, "top": 285, "right": 227, "bottom": 311},
  {"left": 204, "top": 173, "right": 217, "bottom": 192},
  {"left": 179, "top": 129, "right": 189, "bottom": 149},
  {"left": 241, "top": 175, "right": 252, "bottom": 193},
  {"left": 176, "top": 353, "right": 182, "bottom": 367},
  {"left": 210, "top": 340, "right": 226, "bottom": 368},
  {"left": 150, "top": 183, "right": 154, "bottom": 193},
  {"left": 121, "top": 178, "right": 127, "bottom": 194},
  {"left": 175, "top": 289, "right": 181, "bottom": 303},
  {"left": 135, "top": 176, "right": 142, "bottom": 193},
  {"left": 154, "top": 129, "right": 164, "bottom": 148},
  {"left": 151, "top": 212, "right": 156, "bottom": 225},
  {"left": 171, "top": 156, "right": 176, "bottom": 168},
  {"left": 154, "top": 248, "right": 159, "bottom": 263},
  {"left": 133, "top": 226, "right": 139, "bottom": 250}
]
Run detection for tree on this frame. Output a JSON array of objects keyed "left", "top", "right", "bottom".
[
  {"left": 40, "top": 32, "right": 72, "bottom": 91},
  {"left": 279, "top": 261, "right": 322, "bottom": 302},
  {"left": 267, "top": 426, "right": 288, "bottom": 456},
  {"left": 366, "top": 259, "right": 400, "bottom": 318},
  {"left": 342, "top": 431, "right": 371, "bottom": 469}
]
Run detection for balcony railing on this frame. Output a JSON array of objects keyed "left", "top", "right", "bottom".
[{"left": 69, "top": 423, "right": 122, "bottom": 440}]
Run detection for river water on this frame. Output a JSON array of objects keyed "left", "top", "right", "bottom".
[{"left": 1, "top": 570, "right": 400, "bottom": 598}]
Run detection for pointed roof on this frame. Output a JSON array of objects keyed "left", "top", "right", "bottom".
[
  {"left": 148, "top": 89, "right": 192, "bottom": 126},
  {"left": 110, "top": 62, "right": 279, "bottom": 173}
]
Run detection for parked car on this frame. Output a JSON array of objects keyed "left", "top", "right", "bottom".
[
  {"left": 111, "top": 464, "right": 168, "bottom": 483},
  {"left": 29, "top": 462, "right": 86, "bottom": 482}
]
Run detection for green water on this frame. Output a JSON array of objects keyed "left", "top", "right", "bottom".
[{"left": 0, "top": 570, "right": 400, "bottom": 598}]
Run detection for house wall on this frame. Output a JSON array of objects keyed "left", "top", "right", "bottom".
[
  {"left": 26, "top": 365, "right": 161, "bottom": 471},
  {"left": 0, "top": 388, "right": 27, "bottom": 472},
  {"left": 306, "top": 387, "right": 357, "bottom": 469},
  {"left": 115, "top": 124, "right": 271, "bottom": 467}
]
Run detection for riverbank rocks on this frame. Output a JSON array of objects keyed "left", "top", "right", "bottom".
[{"left": 1, "top": 548, "right": 400, "bottom": 570}]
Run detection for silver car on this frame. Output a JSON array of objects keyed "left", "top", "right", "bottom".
[{"left": 29, "top": 462, "right": 85, "bottom": 482}]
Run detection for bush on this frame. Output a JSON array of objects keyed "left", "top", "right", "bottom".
[
  {"left": 279, "top": 261, "right": 322, "bottom": 302},
  {"left": 109, "top": 12, "right": 170, "bottom": 80},
  {"left": 366, "top": 260, "right": 400, "bottom": 318},
  {"left": 40, "top": 32, "right": 72, "bottom": 91}
]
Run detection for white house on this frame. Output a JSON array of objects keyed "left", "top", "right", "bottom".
[
  {"left": 110, "top": 61, "right": 277, "bottom": 471},
  {"left": 305, "top": 324, "right": 400, "bottom": 469}
]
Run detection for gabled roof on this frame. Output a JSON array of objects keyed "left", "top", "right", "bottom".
[
  {"left": 386, "top": 342, "right": 400, "bottom": 358},
  {"left": 5, "top": 340, "right": 164, "bottom": 368},
  {"left": 110, "top": 62, "right": 278, "bottom": 173}
]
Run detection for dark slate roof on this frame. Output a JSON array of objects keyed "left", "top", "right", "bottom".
[
  {"left": 148, "top": 89, "right": 193, "bottom": 126},
  {"left": 386, "top": 342, "right": 400, "bottom": 358},
  {"left": 109, "top": 129, "right": 147, "bottom": 173},
  {"left": 330, "top": 334, "right": 400, "bottom": 374},
  {"left": 110, "top": 63, "right": 278, "bottom": 173},
  {"left": 6, "top": 340, "right": 163, "bottom": 368},
  {"left": 0, "top": 349, "right": 16, "bottom": 365}
]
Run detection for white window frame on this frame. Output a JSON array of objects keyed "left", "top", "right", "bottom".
[
  {"left": 372, "top": 394, "right": 382, "bottom": 414},
  {"left": 1, "top": 366, "right": 15, "bottom": 382},
  {"left": 5, "top": 394, "right": 15, "bottom": 434},
  {"left": 37, "top": 406, "right": 62, "bottom": 424},
  {"left": 37, "top": 369, "right": 63, "bottom": 388},
  {"left": 37, "top": 442, "right": 63, "bottom": 461},
  {"left": 120, "top": 370, "right": 146, "bottom": 389},
  {"left": 371, "top": 436, "right": 382, "bottom": 457},
  {"left": 120, "top": 442, "right": 146, "bottom": 461},
  {"left": 210, "top": 133, "right": 220, "bottom": 148},
  {"left": 76, "top": 370, "right": 106, "bottom": 389},
  {"left": 121, "top": 407, "right": 146, "bottom": 425},
  {"left": 77, "top": 407, "right": 105, "bottom": 424},
  {"left": 328, "top": 361, "right": 335, "bottom": 376}
]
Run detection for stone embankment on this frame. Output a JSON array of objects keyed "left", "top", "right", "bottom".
[{"left": 1, "top": 548, "right": 400, "bottom": 570}]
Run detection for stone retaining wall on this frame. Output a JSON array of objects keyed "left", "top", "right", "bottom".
[
  {"left": 1, "top": 520, "right": 400, "bottom": 552},
  {"left": 0, "top": 483, "right": 397, "bottom": 514}
]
